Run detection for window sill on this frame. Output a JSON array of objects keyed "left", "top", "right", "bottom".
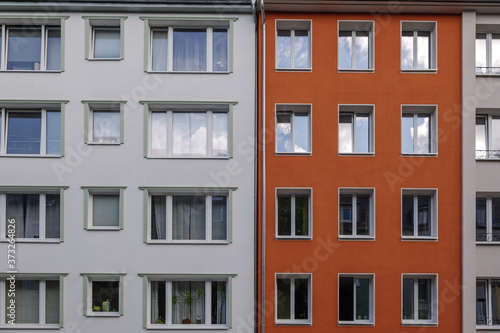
[
  {"left": 0, "top": 324, "right": 61, "bottom": 329},
  {"left": 400, "top": 69, "right": 437, "bottom": 73},
  {"left": 338, "top": 69, "right": 374, "bottom": 73},
  {"left": 86, "top": 227, "right": 121, "bottom": 231},
  {"left": 1, "top": 154, "right": 61, "bottom": 158},
  {"left": 338, "top": 152, "right": 375, "bottom": 156},
  {"left": 402, "top": 321, "right": 438, "bottom": 326},
  {"left": 476, "top": 241, "right": 500, "bottom": 245},
  {"left": 401, "top": 236, "right": 437, "bottom": 241},
  {"left": 476, "top": 158, "right": 500, "bottom": 162},
  {"left": 275, "top": 68, "right": 312, "bottom": 72},
  {"left": 476, "top": 74, "right": 500, "bottom": 77},
  {"left": 275, "top": 236, "right": 312, "bottom": 240},
  {"left": 86, "top": 312, "right": 120, "bottom": 317},
  {"left": 275, "top": 321, "right": 312, "bottom": 326},
  {"left": 146, "top": 324, "right": 229, "bottom": 330},
  {"left": 339, "top": 236, "right": 375, "bottom": 241},
  {"left": 87, "top": 142, "right": 121, "bottom": 145},
  {"left": 0, "top": 239, "right": 60, "bottom": 244},
  {"left": 147, "top": 156, "right": 230, "bottom": 160},
  {"left": 87, "top": 58, "right": 123, "bottom": 61},
  {"left": 0, "top": 70, "right": 62, "bottom": 73},
  {"left": 147, "top": 71, "right": 230, "bottom": 74},
  {"left": 401, "top": 153, "right": 438, "bottom": 157},
  {"left": 275, "top": 152, "right": 312, "bottom": 156},
  {"left": 147, "top": 240, "right": 229, "bottom": 244},
  {"left": 476, "top": 325, "right": 500, "bottom": 330},
  {"left": 338, "top": 321, "right": 374, "bottom": 326}
]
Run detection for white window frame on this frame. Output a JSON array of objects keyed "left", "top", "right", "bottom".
[
  {"left": 275, "top": 104, "right": 312, "bottom": 155},
  {"left": 401, "top": 189, "right": 438, "bottom": 240},
  {"left": 0, "top": 275, "right": 65, "bottom": 328},
  {"left": 83, "top": 187, "right": 125, "bottom": 231},
  {"left": 275, "top": 273, "right": 312, "bottom": 325},
  {"left": 338, "top": 105, "right": 375, "bottom": 155},
  {"left": 475, "top": 29, "right": 500, "bottom": 75},
  {"left": 143, "top": 274, "right": 233, "bottom": 329},
  {"left": 275, "top": 188, "right": 312, "bottom": 239},
  {"left": 476, "top": 112, "right": 500, "bottom": 159},
  {"left": 338, "top": 188, "right": 375, "bottom": 239},
  {"left": 476, "top": 195, "right": 500, "bottom": 243},
  {"left": 84, "top": 17, "right": 125, "bottom": 60},
  {"left": 401, "top": 105, "right": 438, "bottom": 155},
  {"left": 83, "top": 101, "right": 125, "bottom": 145},
  {"left": 400, "top": 21, "right": 437, "bottom": 72},
  {"left": 476, "top": 278, "right": 500, "bottom": 327},
  {"left": 401, "top": 274, "right": 438, "bottom": 326},
  {"left": 338, "top": 274, "right": 375, "bottom": 325},
  {"left": 338, "top": 21, "right": 374, "bottom": 71},
  {"left": 82, "top": 274, "right": 124, "bottom": 317},
  {"left": 275, "top": 20, "right": 312, "bottom": 71}
]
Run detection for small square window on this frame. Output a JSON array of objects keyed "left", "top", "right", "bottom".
[
  {"left": 276, "top": 20, "right": 311, "bottom": 70},
  {"left": 402, "top": 275, "right": 438, "bottom": 325},
  {"left": 84, "top": 17, "right": 125, "bottom": 60},
  {"left": 401, "top": 21, "right": 437, "bottom": 71},
  {"left": 338, "top": 275, "right": 374, "bottom": 324},
  {"left": 401, "top": 105, "right": 437, "bottom": 155},
  {"left": 276, "top": 105, "right": 311, "bottom": 154},
  {"left": 339, "top": 189, "right": 374, "bottom": 239},
  {"left": 276, "top": 189, "right": 311, "bottom": 239},
  {"left": 83, "top": 187, "right": 124, "bottom": 230},
  {"left": 84, "top": 102, "right": 125, "bottom": 145},
  {"left": 338, "top": 21, "right": 374, "bottom": 71},
  {"left": 83, "top": 274, "right": 124, "bottom": 316},
  {"left": 338, "top": 105, "right": 374, "bottom": 154},
  {"left": 401, "top": 189, "right": 437, "bottom": 239},
  {"left": 275, "top": 274, "right": 311, "bottom": 325},
  {"left": 476, "top": 196, "right": 500, "bottom": 242},
  {"left": 475, "top": 30, "right": 500, "bottom": 75}
]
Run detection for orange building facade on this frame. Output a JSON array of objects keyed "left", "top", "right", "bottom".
[{"left": 258, "top": 7, "right": 462, "bottom": 332}]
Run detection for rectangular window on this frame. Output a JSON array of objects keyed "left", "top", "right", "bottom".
[
  {"left": 476, "top": 113, "right": 500, "bottom": 159},
  {"left": 275, "top": 274, "right": 311, "bottom": 325},
  {"left": 83, "top": 274, "right": 124, "bottom": 316},
  {"left": 84, "top": 102, "right": 125, "bottom": 145},
  {"left": 338, "top": 275, "right": 374, "bottom": 324},
  {"left": 338, "top": 105, "right": 374, "bottom": 154},
  {"left": 83, "top": 187, "right": 124, "bottom": 230},
  {"left": 276, "top": 20, "right": 311, "bottom": 70},
  {"left": 339, "top": 189, "right": 374, "bottom": 238},
  {"left": 401, "top": 106, "right": 437, "bottom": 154},
  {"left": 146, "top": 276, "right": 230, "bottom": 328},
  {"left": 401, "top": 22, "right": 436, "bottom": 71},
  {"left": 338, "top": 21, "right": 374, "bottom": 71},
  {"left": 276, "top": 105, "right": 311, "bottom": 154},
  {"left": 276, "top": 189, "right": 311, "bottom": 239},
  {"left": 476, "top": 32, "right": 500, "bottom": 75},
  {"left": 84, "top": 17, "right": 125, "bottom": 60},
  {"left": 477, "top": 279, "right": 500, "bottom": 326},
  {"left": 402, "top": 275, "right": 438, "bottom": 325},
  {"left": 148, "top": 20, "right": 229, "bottom": 72},
  {"left": 402, "top": 189, "right": 437, "bottom": 239},
  {"left": 476, "top": 196, "right": 500, "bottom": 242}
]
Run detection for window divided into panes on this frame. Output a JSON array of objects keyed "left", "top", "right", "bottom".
[
  {"left": 338, "top": 105, "right": 374, "bottom": 154},
  {"left": 339, "top": 189, "right": 374, "bottom": 238},
  {"left": 276, "top": 189, "right": 311, "bottom": 239},
  {"left": 476, "top": 113, "right": 500, "bottom": 159},
  {"left": 476, "top": 31, "right": 500, "bottom": 75},
  {"left": 338, "top": 275, "right": 373, "bottom": 324},
  {"left": 402, "top": 190, "right": 437, "bottom": 239},
  {"left": 276, "top": 105, "right": 311, "bottom": 154},
  {"left": 402, "top": 276, "right": 437, "bottom": 324},
  {"left": 477, "top": 279, "right": 500, "bottom": 327},
  {"left": 338, "top": 21, "right": 374, "bottom": 70},
  {"left": 275, "top": 274, "right": 311, "bottom": 324},
  {"left": 476, "top": 196, "right": 500, "bottom": 242},
  {"left": 401, "top": 22, "right": 437, "bottom": 71},
  {"left": 401, "top": 106, "right": 437, "bottom": 155}
]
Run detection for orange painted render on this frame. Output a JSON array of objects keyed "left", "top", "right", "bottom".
[{"left": 258, "top": 13, "right": 462, "bottom": 332}]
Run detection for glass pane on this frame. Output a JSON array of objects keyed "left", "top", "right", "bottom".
[
  {"left": 293, "top": 112, "right": 310, "bottom": 153},
  {"left": 173, "top": 29, "right": 207, "bottom": 71},
  {"left": 277, "top": 30, "right": 291, "bottom": 68},
  {"left": 356, "top": 194, "right": 370, "bottom": 236},
  {"left": 45, "top": 280, "right": 60, "bottom": 324},
  {"left": 491, "top": 118, "right": 500, "bottom": 150},
  {"left": 476, "top": 117, "right": 487, "bottom": 153},
  {"left": 294, "top": 278, "right": 309, "bottom": 320},
  {"left": 46, "top": 28, "right": 61, "bottom": 70},
  {"left": 339, "top": 114, "right": 353, "bottom": 153},
  {"left": 93, "top": 194, "right": 120, "bottom": 227},
  {"left": 339, "top": 194, "right": 352, "bottom": 236},
  {"left": 417, "top": 195, "right": 431, "bottom": 236},
  {"left": 339, "top": 276, "right": 354, "bottom": 321},
  {"left": 172, "top": 281, "right": 205, "bottom": 324},
  {"left": 212, "top": 196, "right": 227, "bottom": 240},
  {"left": 276, "top": 112, "right": 291, "bottom": 153},
  {"left": 6, "top": 194, "right": 39, "bottom": 238},
  {"left": 402, "top": 195, "right": 414, "bottom": 236},
  {"left": 295, "top": 195, "right": 309, "bottom": 236},
  {"left": 493, "top": 198, "right": 500, "bottom": 242},
  {"left": 173, "top": 112, "right": 207, "bottom": 157},
  {"left": 92, "top": 111, "right": 120, "bottom": 143},
  {"left": 416, "top": 114, "right": 430, "bottom": 153},
  {"left": 213, "top": 29, "right": 228, "bottom": 71},
  {"left": 172, "top": 196, "right": 206, "bottom": 240},
  {"left": 7, "top": 28, "right": 41, "bottom": 70},
  {"left": 416, "top": 31, "right": 430, "bottom": 69},
  {"left": 211, "top": 281, "right": 227, "bottom": 324},
  {"left": 477, "top": 281, "right": 487, "bottom": 325},
  {"left": 493, "top": 34, "right": 500, "bottom": 69},
  {"left": 94, "top": 29, "right": 120, "bottom": 58},
  {"left": 401, "top": 31, "right": 414, "bottom": 70},
  {"left": 92, "top": 280, "right": 119, "bottom": 312},
  {"left": 46, "top": 111, "right": 61, "bottom": 155},
  {"left": 152, "top": 30, "right": 168, "bottom": 71},
  {"left": 402, "top": 278, "right": 414, "bottom": 319},
  {"left": 151, "top": 281, "right": 166, "bottom": 324},
  {"left": 151, "top": 112, "right": 167, "bottom": 157},
  {"left": 355, "top": 113, "right": 370, "bottom": 153},
  {"left": 7, "top": 112, "right": 41, "bottom": 154},
  {"left": 355, "top": 31, "right": 369, "bottom": 70},
  {"left": 151, "top": 195, "right": 166, "bottom": 240},
  {"left": 277, "top": 195, "right": 291, "bottom": 236},
  {"left": 294, "top": 30, "right": 310, "bottom": 68},
  {"left": 46, "top": 193, "right": 60, "bottom": 238},
  {"left": 212, "top": 112, "right": 228, "bottom": 157},
  {"left": 476, "top": 198, "right": 487, "bottom": 242},
  {"left": 401, "top": 114, "right": 414, "bottom": 154},
  {"left": 356, "top": 278, "right": 370, "bottom": 320},
  {"left": 276, "top": 278, "right": 291, "bottom": 319},
  {"left": 418, "top": 278, "right": 431, "bottom": 320},
  {"left": 476, "top": 33, "right": 487, "bottom": 74},
  {"left": 338, "top": 31, "right": 352, "bottom": 69},
  {"left": 492, "top": 280, "right": 500, "bottom": 325},
  {"left": 6, "top": 280, "right": 39, "bottom": 323}
]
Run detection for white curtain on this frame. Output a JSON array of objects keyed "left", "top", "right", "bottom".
[
  {"left": 151, "top": 196, "right": 166, "bottom": 240},
  {"left": 173, "top": 29, "right": 206, "bottom": 71},
  {"left": 172, "top": 281, "right": 205, "bottom": 324},
  {"left": 9, "top": 280, "right": 40, "bottom": 324},
  {"left": 172, "top": 196, "right": 205, "bottom": 240},
  {"left": 152, "top": 30, "right": 168, "bottom": 71},
  {"left": 45, "top": 280, "right": 59, "bottom": 324},
  {"left": 6, "top": 194, "right": 39, "bottom": 238},
  {"left": 211, "top": 196, "right": 227, "bottom": 240}
]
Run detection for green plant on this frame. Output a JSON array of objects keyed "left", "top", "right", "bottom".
[
  {"left": 102, "top": 300, "right": 110, "bottom": 312},
  {"left": 155, "top": 316, "right": 166, "bottom": 324},
  {"left": 93, "top": 305, "right": 101, "bottom": 312}
]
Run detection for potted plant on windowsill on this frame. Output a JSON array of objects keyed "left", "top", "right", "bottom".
[{"left": 172, "top": 288, "right": 205, "bottom": 324}]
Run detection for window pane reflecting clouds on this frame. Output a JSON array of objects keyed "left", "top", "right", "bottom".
[
  {"left": 276, "top": 112, "right": 291, "bottom": 153},
  {"left": 355, "top": 31, "right": 369, "bottom": 70},
  {"left": 293, "top": 112, "right": 310, "bottom": 152},
  {"left": 173, "top": 29, "right": 206, "bottom": 71},
  {"left": 401, "top": 31, "right": 414, "bottom": 70},
  {"left": 212, "top": 112, "right": 228, "bottom": 157},
  {"left": 338, "top": 31, "right": 352, "bottom": 69},
  {"left": 294, "top": 30, "right": 309, "bottom": 69},
  {"left": 93, "top": 111, "right": 120, "bottom": 143},
  {"left": 151, "top": 112, "right": 167, "bottom": 157},
  {"left": 401, "top": 115, "right": 414, "bottom": 154},
  {"left": 339, "top": 114, "right": 353, "bottom": 153},
  {"left": 213, "top": 29, "right": 228, "bottom": 71},
  {"left": 152, "top": 30, "right": 168, "bottom": 71},
  {"left": 173, "top": 112, "right": 207, "bottom": 156},
  {"left": 277, "top": 30, "right": 291, "bottom": 68}
]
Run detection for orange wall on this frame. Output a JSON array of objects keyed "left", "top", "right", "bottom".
[{"left": 258, "top": 13, "right": 462, "bottom": 332}]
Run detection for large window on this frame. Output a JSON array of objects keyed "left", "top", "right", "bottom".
[
  {"left": 401, "top": 21, "right": 437, "bottom": 71},
  {"left": 339, "top": 189, "right": 374, "bottom": 238},
  {"left": 476, "top": 31, "right": 500, "bottom": 75},
  {"left": 402, "top": 189, "right": 437, "bottom": 239},
  {"left": 338, "top": 275, "right": 374, "bottom": 324},
  {"left": 276, "top": 105, "right": 311, "bottom": 154},
  {"left": 476, "top": 196, "right": 500, "bottom": 242},
  {"left": 476, "top": 113, "right": 500, "bottom": 159},
  {"left": 146, "top": 103, "right": 231, "bottom": 158},
  {"left": 275, "top": 274, "right": 311, "bottom": 325},
  {"left": 402, "top": 275, "right": 438, "bottom": 325},
  {"left": 338, "top": 105, "right": 374, "bottom": 154},
  {"left": 477, "top": 279, "right": 500, "bottom": 327},
  {"left": 143, "top": 275, "right": 232, "bottom": 328},
  {"left": 276, "top": 189, "right": 311, "bottom": 239},
  {"left": 401, "top": 105, "right": 437, "bottom": 155},
  {"left": 84, "top": 17, "right": 126, "bottom": 60},
  {"left": 276, "top": 20, "right": 311, "bottom": 70},
  {"left": 82, "top": 274, "right": 124, "bottom": 316},
  {"left": 83, "top": 187, "right": 124, "bottom": 230},
  {"left": 338, "top": 21, "right": 374, "bottom": 71}
]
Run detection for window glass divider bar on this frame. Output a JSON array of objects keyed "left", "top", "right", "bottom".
[
  {"left": 40, "top": 25, "right": 46, "bottom": 70},
  {"left": 39, "top": 193, "right": 46, "bottom": 240},
  {"left": 166, "top": 195, "right": 173, "bottom": 241},
  {"left": 40, "top": 280, "right": 46, "bottom": 324},
  {"left": 0, "top": 26, "right": 4, "bottom": 71},
  {"left": 207, "top": 27, "right": 213, "bottom": 72},
  {"left": 167, "top": 27, "right": 173, "bottom": 72},
  {"left": 206, "top": 195, "right": 212, "bottom": 240},
  {"left": 207, "top": 110, "right": 213, "bottom": 157}
]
